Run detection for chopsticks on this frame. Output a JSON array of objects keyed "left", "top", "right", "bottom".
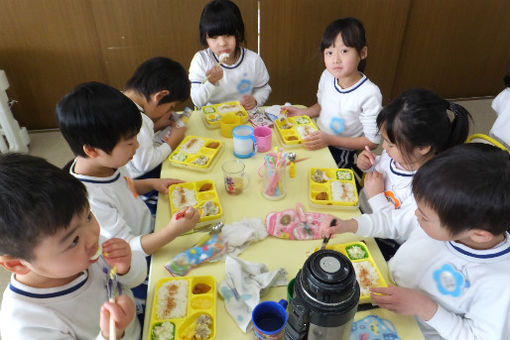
[
  {"left": 107, "top": 266, "right": 119, "bottom": 340},
  {"left": 202, "top": 53, "right": 229, "bottom": 84}
]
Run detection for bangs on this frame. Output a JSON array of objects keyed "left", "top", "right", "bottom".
[{"left": 202, "top": 18, "right": 238, "bottom": 38}]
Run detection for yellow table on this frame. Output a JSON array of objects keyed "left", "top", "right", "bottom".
[{"left": 142, "top": 110, "right": 424, "bottom": 340}]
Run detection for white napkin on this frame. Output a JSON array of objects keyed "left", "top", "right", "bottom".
[
  {"left": 214, "top": 217, "right": 268, "bottom": 260},
  {"left": 218, "top": 255, "right": 288, "bottom": 332}
]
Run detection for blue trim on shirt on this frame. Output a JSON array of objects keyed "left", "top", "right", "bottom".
[
  {"left": 9, "top": 272, "right": 88, "bottom": 298},
  {"left": 78, "top": 172, "right": 121, "bottom": 184},
  {"left": 333, "top": 75, "right": 368, "bottom": 94},
  {"left": 389, "top": 159, "right": 414, "bottom": 177},
  {"left": 214, "top": 48, "right": 245, "bottom": 69},
  {"left": 253, "top": 80, "right": 269, "bottom": 89},
  {"left": 449, "top": 242, "right": 510, "bottom": 259}
]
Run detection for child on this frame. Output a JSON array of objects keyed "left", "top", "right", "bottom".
[
  {"left": 0, "top": 153, "right": 147, "bottom": 339},
  {"left": 357, "top": 88, "right": 471, "bottom": 214},
  {"left": 489, "top": 70, "right": 510, "bottom": 148},
  {"left": 123, "top": 56, "right": 190, "bottom": 179},
  {"left": 189, "top": 0, "right": 271, "bottom": 111},
  {"left": 57, "top": 81, "right": 200, "bottom": 257},
  {"left": 321, "top": 143, "right": 510, "bottom": 340},
  {"left": 284, "top": 17, "right": 382, "bottom": 169}
]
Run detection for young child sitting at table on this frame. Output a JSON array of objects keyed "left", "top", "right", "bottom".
[
  {"left": 356, "top": 88, "right": 471, "bottom": 214},
  {"left": 189, "top": 0, "right": 271, "bottom": 111},
  {"left": 0, "top": 153, "right": 147, "bottom": 340},
  {"left": 489, "top": 70, "right": 510, "bottom": 149},
  {"left": 321, "top": 143, "right": 510, "bottom": 340},
  {"left": 123, "top": 56, "right": 190, "bottom": 180},
  {"left": 283, "top": 17, "right": 382, "bottom": 169}
]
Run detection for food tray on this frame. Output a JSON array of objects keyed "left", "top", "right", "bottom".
[
  {"left": 274, "top": 115, "right": 318, "bottom": 146},
  {"left": 168, "top": 136, "right": 223, "bottom": 172},
  {"left": 169, "top": 180, "right": 223, "bottom": 229},
  {"left": 201, "top": 101, "right": 249, "bottom": 129},
  {"left": 150, "top": 276, "right": 216, "bottom": 340},
  {"left": 314, "top": 242, "right": 387, "bottom": 304},
  {"left": 309, "top": 168, "right": 359, "bottom": 209}
]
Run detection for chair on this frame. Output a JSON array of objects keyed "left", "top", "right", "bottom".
[{"left": 466, "top": 133, "right": 509, "bottom": 152}]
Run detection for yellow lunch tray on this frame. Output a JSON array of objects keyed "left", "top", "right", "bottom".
[
  {"left": 150, "top": 276, "right": 217, "bottom": 340},
  {"left": 309, "top": 168, "right": 359, "bottom": 209},
  {"left": 168, "top": 136, "right": 223, "bottom": 172},
  {"left": 201, "top": 101, "right": 249, "bottom": 129},
  {"left": 274, "top": 115, "right": 318, "bottom": 146},
  {"left": 314, "top": 241, "right": 387, "bottom": 304},
  {"left": 168, "top": 180, "right": 223, "bottom": 229}
]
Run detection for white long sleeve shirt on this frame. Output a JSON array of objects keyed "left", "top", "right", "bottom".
[
  {"left": 490, "top": 87, "right": 510, "bottom": 148},
  {"left": 316, "top": 70, "right": 382, "bottom": 146},
  {"left": 189, "top": 48, "right": 271, "bottom": 108},
  {"left": 354, "top": 205, "right": 510, "bottom": 340},
  {"left": 0, "top": 251, "right": 147, "bottom": 340},
  {"left": 71, "top": 161, "right": 153, "bottom": 256},
  {"left": 125, "top": 106, "right": 171, "bottom": 178}
]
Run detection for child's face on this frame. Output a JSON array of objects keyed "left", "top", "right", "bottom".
[
  {"left": 97, "top": 135, "right": 139, "bottom": 169},
  {"left": 146, "top": 100, "right": 178, "bottom": 121},
  {"left": 206, "top": 34, "right": 237, "bottom": 60},
  {"left": 323, "top": 33, "right": 366, "bottom": 81},
  {"left": 381, "top": 128, "right": 426, "bottom": 171},
  {"left": 21, "top": 209, "right": 101, "bottom": 284},
  {"left": 415, "top": 201, "right": 452, "bottom": 241}
]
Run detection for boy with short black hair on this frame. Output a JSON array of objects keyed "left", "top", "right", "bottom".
[
  {"left": 57, "top": 81, "right": 199, "bottom": 257},
  {"left": 0, "top": 153, "right": 147, "bottom": 339},
  {"left": 123, "top": 56, "right": 191, "bottom": 179},
  {"left": 322, "top": 143, "right": 510, "bottom": 340}
]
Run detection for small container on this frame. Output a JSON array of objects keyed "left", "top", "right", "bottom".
[
  {"left": 220, "top": 113, "right": 241, "bottom": 138},
  {"left": 274, "top": 115, "right": 318, "bottom": 148},
  {"left": 261, "top": 151, "right": 287, "bottom": 200},
  {"left": 168, "top": 135, "right": 223, "bottom": 172},
  {"left": 254, "top": 126, "right": 273, "bottom": 153},
  {"left": 221, "top": 159, "right": 248, "bottom": 195}
]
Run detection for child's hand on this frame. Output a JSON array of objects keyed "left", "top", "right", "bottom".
[
  {"left": 206, "top": 65, "right": 223, "bottom": 85},
  {"left": 357, "top": 146, "right": 376, "bottom": 170},
  {"left": 303, "top": 131, "right": 330, "bottom": 150},
  {"left": 153, "top": 178, "right": 184, "bottom": 194},
  {"left": 281, "top": 105, "right": 304, "bottom": 117},
  {"left": 168, "top": 207, "right": 201, "bottom": 235},
  {"left": 370, "top": 286, "right": 438, "bottom": 321},
  {"left": 153, "top": 111, "right": 174, "bottom": 132},
  {"left": 102, "top": 238, "right": 132, "bottom": 276},
  {"left": 163, "top": 123, "right": 186, "bottom": 150},
  {"left": 319, "top": 216, "right": 357, "bottom": 238},
  {"left": 241, "top": 95, "right": 257, "bottom": 110},
  {"left": 363, "top": 171, "right": 384, "bottom": 198},
  {"left": 100, "top": 294, "right": 135, "bottom": 340}
]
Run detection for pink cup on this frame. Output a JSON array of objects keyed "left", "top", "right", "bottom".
[{"left": 254, "top": 126, "right": 273, "bottom": 153}]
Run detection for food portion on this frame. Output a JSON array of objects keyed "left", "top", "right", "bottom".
[
  {"left": 152, "top": 321, "right": 175, "bottom": 340},
  {"left": 198, "top": 183, "right": 212, "bottom": 192},
  {"left": 315, "top": 192, "right": 328, "bottom": 200},
  {"left": 331, "top": 181, "right": 356, "bottom": 202},
  {"left": 199, "top": 201, "right": 219, "bottom": 217},
  {"left": 169, "top": 136, "right": 222, "bottom": 171},
  {"left": 217, "top": 103, "right": 243, "bottom": 113},
  {"left": 179, "top": 138, "right": 204, "bottom": 154},
  {"left": 172, "top": 187, "right": 197, "bottom": 209},
  {"left": 352, "top": 261, "right": 380, "bottom": 296},
  {"left": 156, "top": 280, "right": 189, "bottom": 319},
  {"left": 312, "top": 169, "right": 329, "bottom": 183},
  {"left": 346, "top": 244, "right": 368, "bottom": 260},
  {"left": 171, "top": 153, "right": 187, "bottom": 162},
  {"left": 181, "top": 314, "right": 213, "bottom": 340},
  {"left": 296, "top": 124, "right": 316, "bottom": 139},
  {"left": 191, "top": 155, "right": 209, "bottom": 166},
  {"left": 205, "top": 142, "right": 219, "bottom": 149},
  {"left": 192, "top": 283, "right": 211, "bottom": 294},
  {"left": 310, "top": 168, "right": 358, "bottom": 208}
]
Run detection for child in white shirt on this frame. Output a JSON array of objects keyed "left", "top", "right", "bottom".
[
  {"left": 189, "top": 0, "right": 271, "bottom": 110},
  {"left": 490, "top": 71, "right": 510, "bottom": 148}
]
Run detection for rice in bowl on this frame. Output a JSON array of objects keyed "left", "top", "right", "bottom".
[
  {"left": 172, "top": 187, "right": 197, "bottom": 209},
  {"left": 351, "top": 261, "right": 380, "bottom": 296},
  {"left": 156, "top": 280, "right": 189, "bottom": 319}
]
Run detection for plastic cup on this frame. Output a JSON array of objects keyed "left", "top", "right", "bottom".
[
  {"left": 252, "top": 299, "right": 288, "bottom": 340},
  {"left": 220, "top": 113, "right": 241, "bottom": 138},
  {"left": 254, "top": 126, "right": 273, "bottom": 153},
  {"left": 221, "top": 159, "right": 248, "bottom": 195}
]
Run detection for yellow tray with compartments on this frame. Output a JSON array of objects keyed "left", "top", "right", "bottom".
[
  {"left": 314, "top": 241, "right": 387, "bottom": 304},
  {"left": 309, "top": 168, "right": 359, "bottom": 209},
  {"left": 168, "top": 136, "right": 223, "bottom": 172},
  {"left": 168, "top": 180, "right": 223, "bottom": 229},
  {"left": 201, "top": 101, "right": 249, "bottom": 129},
  {"left": 150, "top": 276, "right": 216, "bottom": 340},
  {"left": 274, "top": 115, "right": 318, "bottom": 146}
]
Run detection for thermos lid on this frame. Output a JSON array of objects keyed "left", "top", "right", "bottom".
[{"left": 300, "top": 249, "right": 357, "bottom": 304}]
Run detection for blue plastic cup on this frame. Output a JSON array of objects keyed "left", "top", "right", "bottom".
[{"left": 251, "top": 299, "right": 288, "bottom": 339}]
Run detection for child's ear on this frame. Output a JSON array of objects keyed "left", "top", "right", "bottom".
[
  {"left": 0, "top": 255, "right": 31, "bottom": 275},
  {"left": 417, "top": 145, "right": 432, "bottom": 156},
  {"left": 82, "top": 144, "right": 100, "bottom": 158},
  {"left": 469, "top": 229, "right": 496, "bottom": 243},
  {"left": 150, "top": 90, "right": 170, "bottom": 105},
  {"left": 360, "top": 46, "right": 368, "bottom": 60}
]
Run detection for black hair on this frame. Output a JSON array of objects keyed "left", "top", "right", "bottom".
[
  {"left": 56, "top": 82, "right": 142, "bottom": 157},
  {"left": 377, "top": 88, "right": 472, "bottom": 163},
  {"left": 0, "top": 154, "right": 89, "bottom": 261},
  {"left": 124, "top": 56, "right": 190, "bottom": 104},
  {"left": 320, "top": 17, "right": 367, "bottom": 72},
  {"left": 199, "top": 0, "right": 245, "bottom": 57},
  {"left": 504, "top": 71, "right": 510, "bottom": 88},
  {"left": 413, "top": 143, "right": 510, "bottom": 236}
]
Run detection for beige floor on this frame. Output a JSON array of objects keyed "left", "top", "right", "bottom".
[{"left": 0, "top": 98, "right": 498, "bottom": 334}]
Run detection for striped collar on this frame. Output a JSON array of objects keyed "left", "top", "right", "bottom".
[
  {"left": 448, "top": 233, "right": 510, "bottom": 260},
  {"left": 70, "top": 160, "right": 122, "bottom": 184},
  {"left": 333, "top": 73, "right": 367, "bottom": 94},
  {"left": 212, "top": 48, "right": 245, "bottom": 69},
  {"left": 389, "top": 159, "right": 415, "bottom": 177},
  {"left": 9, "top": 270, "right": 89, "bottom": 299}
]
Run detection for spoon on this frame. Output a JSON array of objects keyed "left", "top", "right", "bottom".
[
  {"left": 193, "top": 222, "right": 225, "bottom": 247},
  {"left": 288, "top": 152, "right": 296, "bottom": 178}
]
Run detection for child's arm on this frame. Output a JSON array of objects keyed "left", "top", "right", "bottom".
[
  {"left": 189, "top": 53, "right": 215, "bottom": 108},
  {"left": 162, "top": 122, "right": 186, "bottom": 150},
  {"left": 133, "top": 178, "right": 184, "bottom": 195},
  {"left": 139, "top": 207, "right": 200, "bottom": 254},
  {"left": 370, "top": 286, "right": 438, "bottom": 321},
  {"left": 282, "top": 103, "right": 321, "bottom": 117},
  {"left": 100, "top": 294, "right": 135, "bottom": 340},
  {"left": 248, "top": 56, "right": 271, "bottom": 107},
  {"left": 357, "top": 146, "right": 377, "bottom": 171},
  {"left": 303, "top": 132, "right": 377, "bottom": 151}
]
